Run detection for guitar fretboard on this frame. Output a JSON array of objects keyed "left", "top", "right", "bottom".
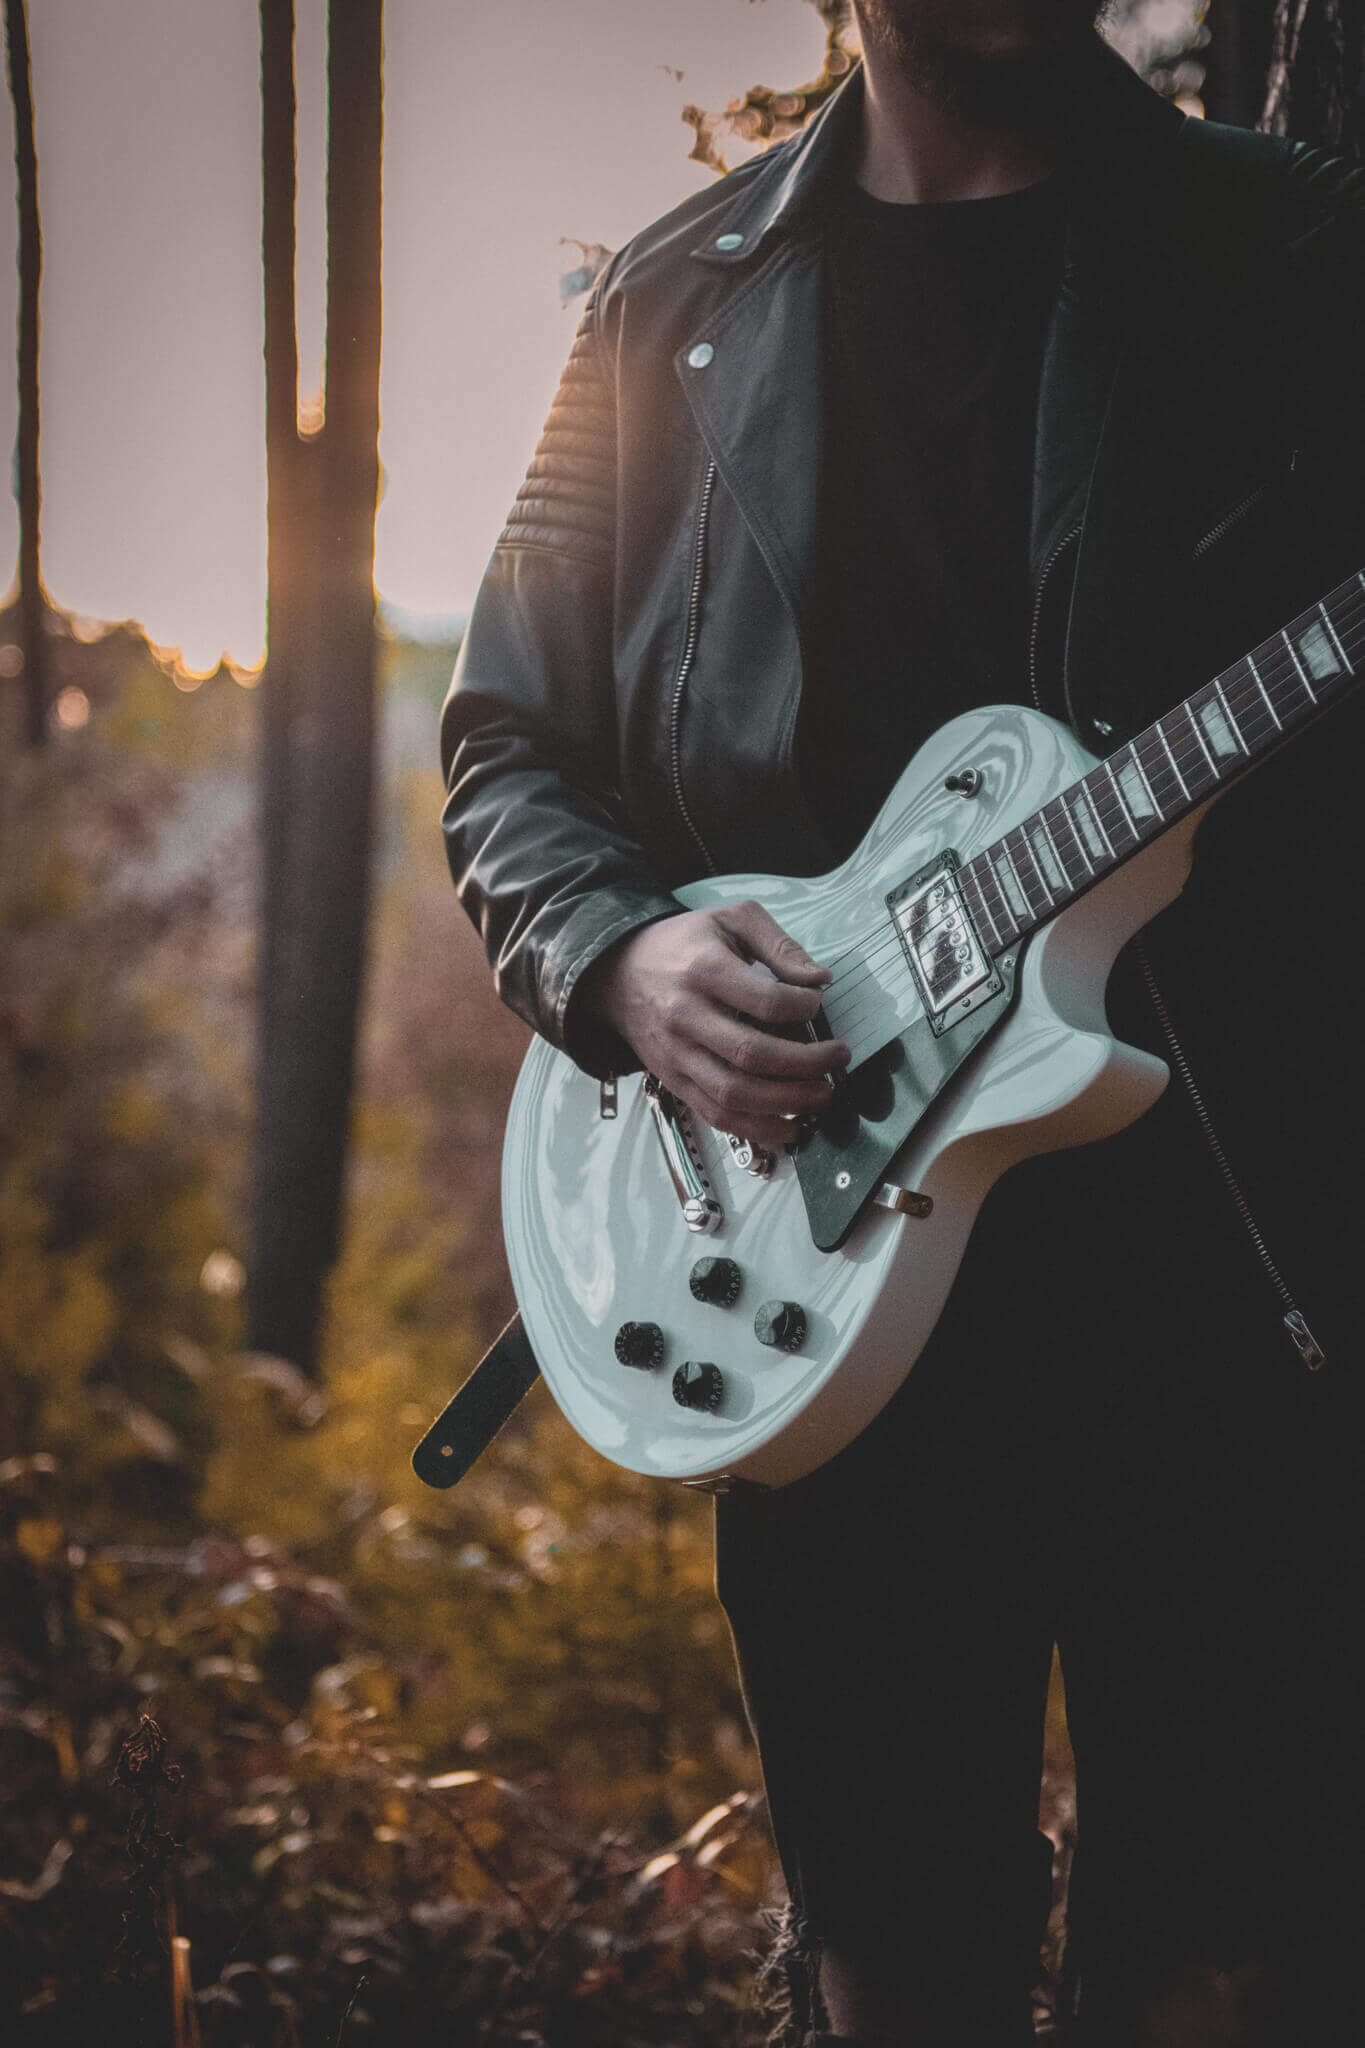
[{"left": 957, "top": 568, "right": 1365, "bottom": 955}]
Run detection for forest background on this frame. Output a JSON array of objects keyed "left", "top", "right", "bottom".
[{"left": 1, "top": 2, "right": 1356, "bottom": 2043}]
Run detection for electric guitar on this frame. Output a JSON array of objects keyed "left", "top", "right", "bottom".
[{"left": 499, "top": 568, "right": 1363, "bottom": 1488}]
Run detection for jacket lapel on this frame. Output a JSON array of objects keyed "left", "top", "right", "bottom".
[
  {"left": 674, "top": 39, "right": 1197, "bottom": 732},
  {"left": 676, "top": 236, "right": 824, "bottom": 624}
]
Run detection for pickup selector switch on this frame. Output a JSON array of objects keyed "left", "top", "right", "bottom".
[
  {"left": 614, "top": 1321, "right": 664, "bottom": 1370},
  {"left": 754, "top": 1300, "right": 807, "bottom": 1352},
  {"left": 672, "top": 1361, "right": 724, "bottom": 1412},
  {"left": 689, "top": 1256, "right": 741, "bottom": 1308}
]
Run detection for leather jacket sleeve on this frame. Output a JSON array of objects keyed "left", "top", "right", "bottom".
[{"left": 440, "top": 288, "right": 681, "bottom": 1079}]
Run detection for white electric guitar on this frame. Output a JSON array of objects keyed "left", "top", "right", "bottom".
[{"left": 501, "top": 569, "right": 1363, "bottom": 1488}]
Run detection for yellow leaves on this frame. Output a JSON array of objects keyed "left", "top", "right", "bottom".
[
  {"left": 0, "top": 1177, "right": 117, "bottom": 1402},
  {"left": 14, "top": 1516, "right": 64, "bottom": 1569}
]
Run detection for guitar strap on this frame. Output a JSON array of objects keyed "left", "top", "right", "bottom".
[{"left": 411, "top": 1312, "right": 541, "bottom": 1488}]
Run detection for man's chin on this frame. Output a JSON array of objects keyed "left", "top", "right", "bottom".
[
  {"left": 912, "top": 32, "right": 1099, "bottom": 125},
  {"left": 859, "top": 2, "right": 1107, "bottom": 123}
]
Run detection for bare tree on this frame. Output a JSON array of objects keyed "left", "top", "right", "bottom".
[
  {"left": 1203, "top": 0, "right": 1277, "bottom": 127},
  {"left": 250, "top": 0, "right": 383, "bottom": 1375},
  {"left": 4, "top": 0, "right": 47, "bottom": 747},
  {"left": 1262, "top": 0, "right": 1365, "bottom": 155}
]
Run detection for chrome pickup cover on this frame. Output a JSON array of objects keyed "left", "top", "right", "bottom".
[{"left": 887, "top": 852, "right": 1002, "bottom": 1037}]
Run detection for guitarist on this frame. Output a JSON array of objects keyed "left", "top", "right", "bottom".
[{"left": 441, "top": 6, "right": 1365, "bottom": 2042}]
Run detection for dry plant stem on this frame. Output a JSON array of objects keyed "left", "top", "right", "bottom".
[{"left": 112, "top": 1711, "right": 185, "bottom": 1980}]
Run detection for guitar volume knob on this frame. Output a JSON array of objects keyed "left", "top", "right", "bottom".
[
  {"left": 672, "top": 1361, "right": 724, "bottom": 1413},
  {"left": 614, "top": 1321, "right": 664, "bottom": 1370},
  {"left": 689, "top": 1256, "right": 742, "bottom": 1307},
  {"left": 754, "top": 1300, "right": 806, "bottom": 1353}
]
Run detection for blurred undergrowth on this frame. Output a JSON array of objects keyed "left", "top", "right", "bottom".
[{"left": 0, "top": 612, "right": 780, "bottom": 2044}]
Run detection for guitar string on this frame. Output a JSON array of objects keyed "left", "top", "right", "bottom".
[
  {"left": 813, "top": 591, "right": 1364, "bottom": 1009},
  {"left": 819, "top": 685, "right": 1284, "bottom": 1004},
  {"left": 813, "top": 599, "right": 1364, "bottom": 1050}
]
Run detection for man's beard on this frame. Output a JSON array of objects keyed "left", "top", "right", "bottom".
[{"left": 856, "top": 0, "right": 1115, "bottom": 126}]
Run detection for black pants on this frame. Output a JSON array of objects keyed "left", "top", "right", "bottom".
[{"left": 715, "top": 1099, "right": 1365, "bottom": 2043}]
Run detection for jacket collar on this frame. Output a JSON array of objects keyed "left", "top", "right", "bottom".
[
  {"left": 676, "top": 34, "right": 1192, "bottom": 727},
  {"left": 688, "top": 33, "right": 1184, "bottom": 270}
]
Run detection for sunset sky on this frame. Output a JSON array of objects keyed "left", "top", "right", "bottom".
[
  {"left": 0, "top": 0, "right": 834, "bottom": 672},
  {"left": 2, "top": 3, "right": 1192, "bottom": 675}
]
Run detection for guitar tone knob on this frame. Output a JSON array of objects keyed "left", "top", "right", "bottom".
[
  {"left": 672, "top": 1361, "right": 724, "bottom": 1413},
  {"left": 614, "top": 1321, "right": 664, "bottom": 1370},
  {"left": 754, "top": 1300, "right": 806, "bottom": 1353},
  {"left": 689, "top": 1256, "right": 742, "bottom": 1308}
]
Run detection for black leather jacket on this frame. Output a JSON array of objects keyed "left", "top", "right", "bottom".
[{"left": 442, "top": 38, "right": 1365, "bottom": 1350}]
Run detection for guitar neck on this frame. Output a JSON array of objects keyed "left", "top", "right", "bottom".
[{"left": 958, "top": 568, "right": 1365, "bottom": 957}]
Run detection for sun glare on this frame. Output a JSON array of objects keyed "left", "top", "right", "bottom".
[{"left": 55, "top": 685, "right": 91, "bottom": 729}]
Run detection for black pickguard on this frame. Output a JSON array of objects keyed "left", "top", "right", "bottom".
[{"left": 795, "top": 950, "right": 1021, "bottom": 1252}]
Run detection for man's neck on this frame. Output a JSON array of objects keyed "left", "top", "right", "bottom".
[{"left": 854, "top": 44, "right": 1067, "bottom": 204}]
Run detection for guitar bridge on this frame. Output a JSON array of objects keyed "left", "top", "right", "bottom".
[{"left": 888, "top": 853, "right": 1001, "bottom": 1037}]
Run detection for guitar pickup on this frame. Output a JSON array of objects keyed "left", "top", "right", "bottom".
[{"left": 888, "top": 853, "right": 1002, "bottom": 1037}]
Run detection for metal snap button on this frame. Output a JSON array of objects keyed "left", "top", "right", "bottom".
[
  {"left": 714, "top": 233, "right": 743, "bottom": 251},
  {"left": 687, "top": 342, "right": 715, "bottom": 370}
]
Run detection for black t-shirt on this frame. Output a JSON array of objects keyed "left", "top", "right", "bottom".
[
  {"left": 795, "top": 167, "right": 1307, "bottom": 1384},
  {"left": 798, "top": 170, "right": 1068, "bottom": 856}
]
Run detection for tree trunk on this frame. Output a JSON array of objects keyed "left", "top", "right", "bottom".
[
  {"left": 4, "top": 0, "right": 47, "bottom": 748},
  {"left": 1203, "top": 0, "right": 1277, "bottom": 128},
  {"left": 1261, "top": 0, "right": 1365, "bottom": 156},
  {"left": 249, "top": 0, "right": 383, "bottom": 1374}
]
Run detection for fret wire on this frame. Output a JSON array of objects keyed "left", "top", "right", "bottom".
[
  {"left": 1281, "top": 628, "right": 1317, "bottom": 704},
  {"left": 998, "top": 838, "right": 1036, "bottom": 915},
  {"left": 1088, "top": 778, "right": 1129, "bottom": 851},
  {"left": 1261, "top": 631, "right": 1314, "bottom": 716},
  {"left": 970, "top": 847, "right": 1015, "bottom": 942},
  {"left": 1225, "top": 658, "right": 1273, "bottom": 745},
  {"left": 1120, "top": 745, "right": 1164, "bottom": 827},
  {"left": 1075, "top": 780, "right": 1116, "bottom": 859},
  {"left": 1212, "top": 676, "right": 1249, "bottom": 755},
  {"left": 1008, "top": 825, "right": 1055, "bottom": 910},
  {"left": 1154, "top": 719, "right": 1190, "bottom": 801},
  {"left": 1035, "top": 809, "right": 1077, "bottom": 894},
  {"left": 1167, "top": 702, "right": 1218, "bottom": 791},
  {"left": 990, "top": 847, "right": 1029, "bottom": 929},
  {"left": 1319, "top": 599, "right": 1352, "bottom": 674},
  {"left": 1162, "top": 708, "right": 1219, "bottom": 794},
  {"left": 960, "top": 869, "right": 1003, "bottom": 954},
  {"left": 822, "top": 570, "right": 1365, "bottom": 1013},
  {"left": 1097, "top": 761, "right": 1140, "bottom": 845},
  {"left": 1047, "top": 794, "right": 1093, "bottom": 879},
  {"left": 972, "top": 853, "right": 1018, "bottom": 943},
  {"left": 1245, "top": 651, "right": 1282, "bottom": 731},
  {"left": 1133, "top": 729, "right": 1180, "bottom": 813}
]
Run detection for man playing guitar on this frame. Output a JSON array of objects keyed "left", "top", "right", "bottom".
[{"left": 441, "top": 4, "right": 1365, "bottom": 2039}]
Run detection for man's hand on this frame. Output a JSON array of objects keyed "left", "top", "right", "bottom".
[{"left": 578, "top": 901, "right": 851, "bottom": 1151}]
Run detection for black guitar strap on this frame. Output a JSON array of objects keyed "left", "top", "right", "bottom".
[{"left": 411, "top": 1312, "right": 542, "bottom": 1488}]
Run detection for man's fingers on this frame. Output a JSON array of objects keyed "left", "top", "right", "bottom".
[
  {"left": 679, "top": 1045, "right": 834, "bottom": 1130},
  {"left": 714, "top": 900, "right": 833, "bottom": 989},
  {"left": 698, "top": 1014, "right": 849, "bottom": 1082},
  {"left": 693, "top": 944, "right": 831, "bottom": 1028}
]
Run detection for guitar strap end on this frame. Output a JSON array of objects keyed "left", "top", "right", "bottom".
[{"left": 412, "top": 1313, "right": 542, "bottom": 1488}]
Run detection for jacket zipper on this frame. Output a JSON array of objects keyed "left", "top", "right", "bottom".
[
  {"left": 1026, "top": 514, "right": 1323, "bottom": 1372},
  {"left": 1135, "top": 939, "right": 1324, "bottom": 1371},
  {"left": 1027, "top": 521, "right": 1082, "bottom": 714},
  {"left": 670, "top": 460, "right": 719, "bottom": 876},
  {"left": 1190, "top": 482, "right": 1270, "bottom": 562}
]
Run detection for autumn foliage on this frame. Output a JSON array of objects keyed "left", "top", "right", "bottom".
[{"left": 0, "top": 613, "right": 791, "bottom": 2043}]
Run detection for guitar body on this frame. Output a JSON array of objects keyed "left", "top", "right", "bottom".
[{"left": 502, "top": 704, "right": 1207, "bottom": 1487}]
